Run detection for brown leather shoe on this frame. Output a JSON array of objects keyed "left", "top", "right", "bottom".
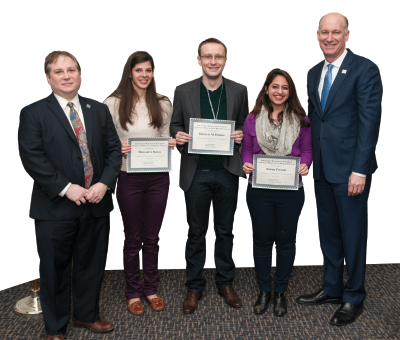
[
  {"left": 126, "top": 298, "right": 144, "bottom": 315},
  {"left": 71, "top": 317, "right": 114, "bottom": 333},
  {"left": 182, "top": 291, "right": 203, "bottom": 314},
  {"left": 146, "top": 293, "right": 165, "bottom": 311},
  {"left": 45, "top": 335, "right": 63, "bottom": 340},
  {"left": 218, "top": 286, "right": 242, "bottom": 308}
]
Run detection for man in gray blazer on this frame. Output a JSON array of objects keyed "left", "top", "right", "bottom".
[{"left": 170, "top": 38, "right": 248, "bottom": 314}]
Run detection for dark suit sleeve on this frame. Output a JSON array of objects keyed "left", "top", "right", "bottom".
[
  {"left": 236, "top": 86, "right": 249, "bottom": 132},
  {"left": 97, "top": 106, "right": 122, "bottom": 192},
  {"left": 170, "top": 87, "right": 185, "bottom": 154},
  {"left": 308, "top": 98, "right": 314, "bottom": 123},
  {"left": 235, "top": 86, "right": 249, "bottom": 150},
  {"left": 18, "top": 106, "right": 70, "bottom": 200},
  {"left": 307, "top": 71, "right": 315, "bottom": 123},
  {"left": 352, "top": 63, "right": 383, "bottom": 174}
]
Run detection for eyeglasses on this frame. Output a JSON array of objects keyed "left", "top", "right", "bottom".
[{"left": 199, "top": 55, "right": 226, "bottom": 61}]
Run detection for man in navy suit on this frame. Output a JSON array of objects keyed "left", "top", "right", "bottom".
[
  {"left": 296, "top": 13, "right": 383, "bottom": 326},
  {"left": 18, "top": 51, "right": 121, "bottom": 340}
]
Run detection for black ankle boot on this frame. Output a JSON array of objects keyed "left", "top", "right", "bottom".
[
  {"left": 254, "top": 291, "right": 271, "bottom": 314},
  {"left": 274, "top": 292, "right": 287, "bottom": 317}
]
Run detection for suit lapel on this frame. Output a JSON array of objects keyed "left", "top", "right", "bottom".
[
  {"left": 79, "top": 96, "right": 93, "bottom": 148},
  {"left": 190, "top": 77, "right": 202, "bottom": 118},
  {"left": 323, "top": 49, "right": 354, "bottom": 116},
  {"left": 46, "top": 93, "right": 78, "bottom": 145},
  {"left": 224, "top": 77, "right": 234, "bottom": 121}
]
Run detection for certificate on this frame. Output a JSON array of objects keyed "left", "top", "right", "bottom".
[
  {"left": 252, "top": 155, "right": 300, "bottom": 190},
  {"left": 188, "top": 118, "right": 235, "bottom": 156},
  {"left": 127, "top": 137, "right": 171, "bottom": 173}
]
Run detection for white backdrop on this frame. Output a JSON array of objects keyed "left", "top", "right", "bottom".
[{"left": 1, "top": 0, "right": 397, "bottom": 292}]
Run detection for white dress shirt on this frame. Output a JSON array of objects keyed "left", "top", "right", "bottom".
[
  {"left": 54, "top": 93, "right": 86, "bottom": 130},
  {"left": 53, "top": 93, "right": 87, "bottom": 196},
  {"left": 317, "top": 49, "right": 365, "bottom": 178},
  {"left": 318, "top": 49, "right": 347, "bottom": 99}
]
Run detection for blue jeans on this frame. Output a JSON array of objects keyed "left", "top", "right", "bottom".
[
  {"left": 247, "top": 184, "right": 304, "bottom": 293},
  {"left": 184, "top": 169, "right": 239, "bottom": 292}
]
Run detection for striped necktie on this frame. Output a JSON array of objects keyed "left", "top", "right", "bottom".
[
  {"left": 320, "top": 64, "right": 334, "bottom": 112},
  {"left": 67, "top": 102, "right": 93, "bottom": 188}
]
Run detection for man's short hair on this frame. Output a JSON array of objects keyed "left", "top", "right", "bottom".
[
  {"left": 318, "top": 13, "right": 349, "bottom": 33},
  {"left": 198, "top": 38, "right": 227, "bottom": 57},
  {"left": 45, "top": 51, "right": 81, "bottom": 76}
]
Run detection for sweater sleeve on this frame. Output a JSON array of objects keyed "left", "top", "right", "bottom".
[
  {"left": 299, "top": 116, "right": 313, "bottom": 167},
  {"left": 160, "top": 100, "right": 172, "bottom": 138},
  {"left": 241, "top": 114, "right": 254, "bottom": 165},
  {"left": 103, "top": 97, "right": 120, "bottom": 129}
]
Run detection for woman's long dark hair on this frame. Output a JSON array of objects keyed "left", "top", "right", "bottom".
[
  {"left": 252, "top": 68, "right": 310, "bottom": 127},
  {"left": 107, "top": 51, "right": 169, "bottom": 131}
]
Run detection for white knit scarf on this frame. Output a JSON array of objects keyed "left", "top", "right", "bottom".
[{"left": 255, "top": 105, "right": 300, "bottom": 156}]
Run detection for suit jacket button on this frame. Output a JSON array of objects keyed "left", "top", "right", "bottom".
[
  {"left": 78, "top": 156, "right": 82, "bottom": 160},
  {"left": 321, "top": 119, "right": 325, "bottom": 123}
]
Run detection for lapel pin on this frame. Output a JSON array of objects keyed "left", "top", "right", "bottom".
[
  {"left": 86, "top": 104, "right": 91, "bottom": 108},
  {"left": 342, "top": 70, "right": 347, "bottom": 74}
]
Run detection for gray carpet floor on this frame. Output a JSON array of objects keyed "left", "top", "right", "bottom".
[{"left": 0, "top": 264, "right": 399, "bottom": 339}]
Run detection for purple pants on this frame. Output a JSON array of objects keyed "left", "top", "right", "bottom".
[{"left": 116, "top": 171, "right": 169, "bottom": 299}]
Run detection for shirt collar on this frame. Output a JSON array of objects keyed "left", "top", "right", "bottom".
[
  {"left": 54, "top": 93, "right": 80, "bottom": 111},
  {"left": 324, "top": 48, "right": 348, "bottom": 69}
]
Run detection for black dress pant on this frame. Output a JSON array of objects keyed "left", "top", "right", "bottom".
[
  {"left": 35, "top": 204, "right": 110, "bottom": 335},
  {"left": 184, "top": 169, "right": 239, "bottom": 292},
  {"left": 315, "top": 159, "right": 371, "bottom": 305}
]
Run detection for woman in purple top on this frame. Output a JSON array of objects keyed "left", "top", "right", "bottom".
[{"left": 242, "top": 69, "right": 312, "bottom": 317}]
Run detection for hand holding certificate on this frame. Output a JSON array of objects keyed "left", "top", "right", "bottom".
[
  {"left": 188, "top": 118, "right": 235, "bottom": 156},
  {"left": 252, "top": 155, "right": 300, "bottom": 190},
  {"left": 127, "top": 137, "right": 172, "bottom": 173}
]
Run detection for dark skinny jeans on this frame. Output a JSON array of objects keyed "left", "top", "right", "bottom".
[
  {"left": 246, "top": 183, "right": 304, "bottom": 293},
  {"left": 117, "top": 171, "right": 169, "bottom": 299}
]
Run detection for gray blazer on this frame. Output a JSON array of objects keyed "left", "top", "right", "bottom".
[{"left": 170, "top": 77, "right": 248, "bottom": 192}]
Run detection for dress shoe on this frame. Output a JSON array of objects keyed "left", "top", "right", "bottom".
[
  {"left": 296, "top": 289, "right": 342, "bottom": 306},
  {"left": 45, "top": 335, "right": 63, "bottom": 340},
  {"left": 146, "top": 293, "right": 165, "bottom": 311},
  {"left": 330, "top": 302, "right": 364, "bottom": 326},
  {"left": 71, "top": 317, "right": 114, "bottom": 333},
  {"left": 273, "top": 292, "right": 287, "bottom": 317},
  {"left": 126, "top": 298, "right": 144, "bottom": 315},
  {"left": 183, "top": 291, "right": 203, "bottom": 314},
  {"left": 218, "top": 286, "right": 242, "bottom": 308},
  {"left": 254, "top": 291, "right": 271, "bottom": 314}
]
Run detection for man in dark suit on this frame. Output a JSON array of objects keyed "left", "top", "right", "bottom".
[
  {"left": 170, "top": 38, "right": 248, "bottom": 314},
  {"left": 18, "top": 51, "right": 121, "bottom": 340},
  {"left": 296, "top": 13, "right": 383, "bottom": 326}
]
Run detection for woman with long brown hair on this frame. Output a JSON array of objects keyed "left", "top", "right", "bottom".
[
  {"left": 104, "top": 51, "right": 175, "bottom": 315},
  {"left": 241, "top": 69, "right": 312, "bottom": 317}
]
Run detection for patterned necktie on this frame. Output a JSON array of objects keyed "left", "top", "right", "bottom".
[
  {"left": 67, "top": 102, "right": 93, "bottom": 188},
  {"left": 320, "top": 64, "right": 334, "bottom": 112}
]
